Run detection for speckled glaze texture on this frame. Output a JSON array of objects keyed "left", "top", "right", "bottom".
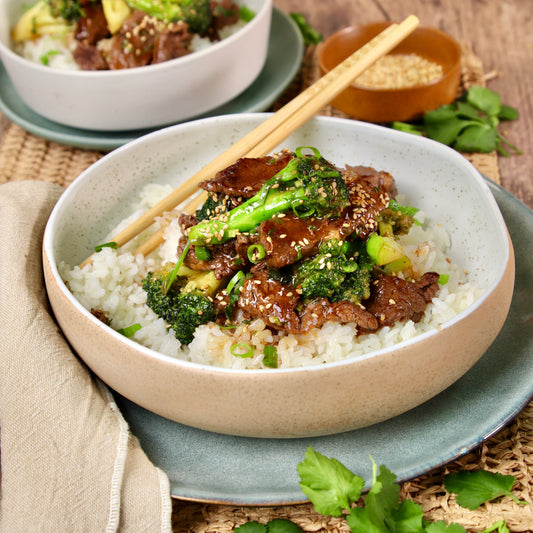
[
  {"left": 317, "top": 22, "right": 462, "bottom": 123},
  {"left": 0, "top": 0, "right": 272, "bottom": 131},
  {"left": 43, "top": 115, "right": 514, "bottom": 438}
]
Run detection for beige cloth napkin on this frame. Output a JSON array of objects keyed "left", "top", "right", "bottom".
[{"left": 0, "top": 180, "right": 172, "bottom": 532}]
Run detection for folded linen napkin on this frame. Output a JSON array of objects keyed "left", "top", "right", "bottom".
[{"left": 0, "top": 181, "right": 172, "bottom": 532}]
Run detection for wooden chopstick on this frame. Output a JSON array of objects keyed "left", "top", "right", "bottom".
[{"left": 80, "top": 14, "right": 419, "bottom": 267}]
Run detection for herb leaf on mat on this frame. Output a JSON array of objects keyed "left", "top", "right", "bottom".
[
  {"left": 392, "top": 85, "right": 521, "bottom": 156},
  {"left": 444, "top": 470, "right": 528, "bottom": 510}
]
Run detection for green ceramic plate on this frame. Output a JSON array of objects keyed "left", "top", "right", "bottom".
[
  {"left": 115, "top": 179, "right": 533, "bottom": 506},
  {"left": 0, "top": 8, "right": 303, "bottom": 151}
]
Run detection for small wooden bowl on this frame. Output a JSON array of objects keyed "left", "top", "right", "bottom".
[{"left": 318, "top": 22, "right": 462, "bottom": 123}]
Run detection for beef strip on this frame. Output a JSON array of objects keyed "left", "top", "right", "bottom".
[
  {"left": 199, "top": 151, "right": 294, "bottom": 199},
  {"left": 257, "top": 213, "right": 355, "bottom": 269},
  {"left": 72, "top": 40, "right": 108, "bottom": 70},
  {"left": 343, "top": 172, "right": 392, "bottom": 240},
  {"left": 365, "top": 271, "right": 440, "bottom": 327},
  {"left": 298, "top": 299, "right": 378, "bottom": 333},
  {"left": 237, "top": 263, "right": 301, "bottom": 332},
  {"left": 152, "top": 22, "right": 192, "bottom": 63},
  {"left": 75, "top": 2, "right": 110, "bottom": 44},
  {"left": 237, "top": 264, "right": 379, "bottom": 334},
  {"left": 344, "top": 165, "right": 398, "bottom": 197}
]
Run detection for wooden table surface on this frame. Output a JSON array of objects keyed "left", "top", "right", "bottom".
[
  {"left": 1, "top": 0, "right": 531, "bottom": 208},
  {"left": 272, "top": 0, "right": 533, "bottom": 210}
]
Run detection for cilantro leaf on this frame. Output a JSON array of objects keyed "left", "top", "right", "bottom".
[
  {"left": 233, "top": 519, "right": 302, "bottom": 532},
  {"left": 453, "top": 123, "right": 498, "bottom": 153},
  {"left": 498, "top": 104, "right": 519, "bottom": 121},
  {"left": 266, "top": 519, "right": 303, "bottom": 532},
  {"left": 466, "top": 86, "right": 501, "bottom": 116},
  {"left": 297, "top": 446, "right": 364, "bottom": 517},
  {"left": 444, "top": 470, "right": 527, "bottom": 510},
  {"left": 425, "top": 521, "right": 466, "bottom": 533},
  {"left": 289, "top": 12, "right": 322, "bottom": 45},
  {"left": 480, "top": 520, "right": 510, "bottom": 533}
]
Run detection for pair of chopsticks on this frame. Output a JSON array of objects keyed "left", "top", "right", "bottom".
[{"left": 80, "top": 14, "right": 419, "bottom": 268}]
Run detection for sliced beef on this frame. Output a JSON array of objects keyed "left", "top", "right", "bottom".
[
  {"left": 199, "top": 151, "right": 294, "bottom": 199},
  {"left": 365, "top": 272, "right": 440, "bottom": 327},
  {"left": 75, "top": 2, "right": 110, "bottom": 44},
  {"left": 298, "top": 299, "right": 378, "bottom": 334},
  {"left": 344, "top": 175, "right": 392, "bottom": 240},
  {"left": 237, "top": 264, "right": 301, "bottom": 332},
  {"left": 344, "top": 165, "right": 398, "bottom": 197},
  {"left": 72, "top": 40, "right": 108, "bottom": 70},
  {"left": 152, "top": 21, "right": 192, "bottom": 63},
  {"left": 206, "top": 0, "right": 241, "bottom": 40},
  {"left": 257, "top": 213, "right": 355, "bottom": 269}
]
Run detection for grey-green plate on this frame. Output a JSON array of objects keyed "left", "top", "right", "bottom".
[
  {"left": 0, "top": 8, "right": 303, "bottom": 151},
  {"left": 114, "top": 179, "right": 533, "bottom": 506}
]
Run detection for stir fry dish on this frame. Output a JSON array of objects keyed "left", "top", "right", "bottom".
[
  {"left": 142, "top": 147, "right": 442, "bottom": 348},
  {"left": 12, "top": 0, "right": 251, "bottom": 69}
]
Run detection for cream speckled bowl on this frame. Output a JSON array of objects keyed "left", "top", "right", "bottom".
[
  {"left": 43, "top": 114, "right": 514, "bottom": 438},
  {"left": 0, "top": 0, "right": 271, "bottom": 131}
]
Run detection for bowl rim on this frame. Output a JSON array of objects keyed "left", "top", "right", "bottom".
[
  {"left": 43, "top": 113, "right": 511, "bottom": 376},
  {"left": 317, "top": 21, "right": 462, "bottom": 94},
  {"left": 0, "top": 0, "right": 272, "bottom": 77}
]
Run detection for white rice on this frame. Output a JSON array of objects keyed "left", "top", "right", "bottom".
[{"left": 60, "top": 184, "right": 484, "bottom": 370}]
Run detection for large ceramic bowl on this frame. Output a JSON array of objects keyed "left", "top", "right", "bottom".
[
  {"left": 43, "top": 114, "right": 514, "bottom": 438},
  {"left": 0, "top": 0, "right": 271, "bottom": 131}
]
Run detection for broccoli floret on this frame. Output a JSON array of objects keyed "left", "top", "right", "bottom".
[
  {"left": 292, "top": 239, "right": 372, "bottom": 305},
  {"left": 124, "top": 0, "right": 211, "bottom": 34},
  {"left": 142, "top": 264, "right": 218, "bottom": 345},
  {"left": 195, "top": 194, "right": 232, "bottom": 223},
  {"left": 187, "top": 147, "right": 350, "bottom": 247},
  {"left": 47, "top": 0, "right": 87, "bottom": 22}
]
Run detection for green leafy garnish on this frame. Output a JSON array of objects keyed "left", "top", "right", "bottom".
[
  {"left": 444, "top": 470, "right": 528, "bottom": 510},
  {"left": 117, "top": 323, "right": 142, "bottom": 337},
  {"left": 392, "top": 86, "right": 521, "bottom": 156},
  {"left": 262, "top": 345, "right": 278, "bottom": 368},
  {"left": 94, "top": 241, "right": 118, "bottom": 252},
  {"left": 40, "top": 49, "right": 60, "bottom": 65},
  {"left": 234, "top": 518, "right": 302, "bottom": 532},
  {"left": 289, "top": 12, "right": 322, "bottom": 45},
  {"left": 297, "top": 447, "right": 364, "bottom": 517},
  {"left": 239, "top": 5, "right": 255, "bottom": 22}
]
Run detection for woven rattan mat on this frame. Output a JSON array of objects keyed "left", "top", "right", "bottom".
[{"left": 1, "top": 45, "right": 531, "bottom": 531}]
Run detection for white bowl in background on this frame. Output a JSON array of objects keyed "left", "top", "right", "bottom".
[
  {"left": 0, "top": 0, "right": 272, "bottom": 130},
  {"left": 43, "top": 114, "right": 514, "bottom": 438}
]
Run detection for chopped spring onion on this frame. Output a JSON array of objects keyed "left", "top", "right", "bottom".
[
  {"left": 194, "top": 245, "right": 211, "bottom": 261},
  {"left": 438, "top": 274, "right": 450, "bottom": 285},
  {"left": 247, "top": 244, "right": 266, "bottom": 263},
  {"left": 117, "top": 323, "right": 142, "bottom": 337},
  {"left": 163, "top": 240, "right": 191, "bottom": 294},
  {"left": 263, "top": 345, "right": 278, "bottom": 368},
  {"left": 94, "top": 241, "right": 118, "bottom": 252},
  {"left": 230, "top": 342, "right": 254, "bottom": 358}
]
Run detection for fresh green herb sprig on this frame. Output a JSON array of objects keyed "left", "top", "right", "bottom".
[
  {"left": 233, "top": 446, "right": 528, "bottom": 533},
  {"left": 392, "top": 85, "right": 521, "bottom": 156},
  {"left": 289, "top": 12, "right": 322, "bottom": 45}
]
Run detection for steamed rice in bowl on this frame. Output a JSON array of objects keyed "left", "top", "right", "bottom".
[
  {"left": 60, "top": 182, "right": 483, "bottom": 370},
  {"left": 43, "top": 114, "right": 513, "bottom": 437}
]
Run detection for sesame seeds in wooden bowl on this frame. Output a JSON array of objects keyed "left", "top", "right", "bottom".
[{"left": 318, "top": 22, "right": 462, "bottom": 123}]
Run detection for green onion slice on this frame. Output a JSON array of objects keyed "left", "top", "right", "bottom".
[
  {"left": 247, "top": 244, "right": 266, "bottom": 263},
  {"left": 117, "top": 323, "right": 142, "bottom": 337},
  {"left": 263, "top": 345, "right": 278, "bottom": 368},
  {"left": 163, "top": 240, "right": 190, "bottom": 294},
  {"left": 94, "top": 241, "right": 118, "bottom": 252},
  {"left": 230, "top": 342, "right": 254, "bottom": 358}
]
